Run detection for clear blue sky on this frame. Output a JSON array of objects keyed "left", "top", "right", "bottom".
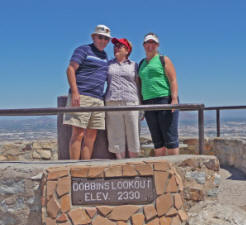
[{"left": 1, "top": 0, "right": 246, "bottom": 109}]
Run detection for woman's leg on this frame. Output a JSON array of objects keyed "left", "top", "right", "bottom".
[
  {"left": 128, "top": 151, "right": 139, "bottom": 158},
  {"left": 158, "top": 108, "right": 179, "bottom": 155},
  {"left": 115, "top": 152, "right": 126, "bottom": 159},
  {"left": 167, "top": 148, "right": 179, "bottom": 155},
  {"left": 106, "top": 102, "right": 126, "bottom": 158},
  {"left": 125, "top": 109, "right": 140, "bottom": 158},
  {"left": 144, "top": 110, "right": 165, "bottom": 156},
  {"left": 154, "top": 147, "right": 167, "bottom": 156}
]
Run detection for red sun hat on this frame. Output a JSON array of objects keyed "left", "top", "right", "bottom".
[{"left": 112, "top": 38, "right": 132, "bottom": 54}]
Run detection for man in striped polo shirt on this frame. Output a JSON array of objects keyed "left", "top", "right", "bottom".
[{"left": 63, "top": 25, "right": 111, "bottom": 160}]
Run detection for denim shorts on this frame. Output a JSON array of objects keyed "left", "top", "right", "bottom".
[{"left": 143, "top": 96, "right": 179, "bottom": 149}]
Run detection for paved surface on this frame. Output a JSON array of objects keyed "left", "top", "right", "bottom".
[{"left": 218, "top": 166, "right": 246, "bottom": 211}]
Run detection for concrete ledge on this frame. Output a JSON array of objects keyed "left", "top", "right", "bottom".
[
  {"left": 0, "top": 155, "right": 220, "bottom": 225},
  {"left": 0, "top": 154, "right": 218, "bottom": 169}
]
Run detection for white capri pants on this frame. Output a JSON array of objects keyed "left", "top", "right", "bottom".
[{"left": 106, "top": 101, "right": 140, "bottom": 154}]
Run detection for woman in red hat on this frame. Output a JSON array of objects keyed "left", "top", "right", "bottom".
[{"left": 105, "top": 38, "right": 140, "bottom": 159}]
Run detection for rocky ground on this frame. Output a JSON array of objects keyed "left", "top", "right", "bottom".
[
  {"left": 218, "top": 166, "right": 246, "bottom": 211},
  {"left": 188, "top": 166, "right": 246, "bottom": 225},
  {"left": 1, "top": 137, "right": 246, "bottom": 224}
]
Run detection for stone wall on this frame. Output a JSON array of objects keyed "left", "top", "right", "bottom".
[
  {"left": 0, "top": 155, "right": 220, "bottom": 225},
  {"left": 179, "top": 137, "right": 246, "bottom": 174},
  {"left": 0, "top": 140, "right": 57, "bottom": 161},
  {"left": 1, "top": 137, "right": 246, "bottom": 177},
  {"left": 42, "top": 159, "right": 188, "bottom": 225}
]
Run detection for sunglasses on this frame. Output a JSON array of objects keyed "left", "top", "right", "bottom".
[
  {"left": 97, "top": 35, "right": 110, "bottom": 41},
  {"left": 114, "top": 43, "right": 125, "bottom": 49}
]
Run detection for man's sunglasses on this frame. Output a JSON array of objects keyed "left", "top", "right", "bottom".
[{"left": 97, "top": 35, "right": 110, "bottom": 41}]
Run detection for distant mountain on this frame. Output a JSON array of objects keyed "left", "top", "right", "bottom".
[
  {"left": 0, "top": 113, "right": 246, "bottom": 141},
  {"left": 0, "top": 116, "right": 56, "bottom": 132}
]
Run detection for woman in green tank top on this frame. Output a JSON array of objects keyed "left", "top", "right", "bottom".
[{"left": 139, "top": 33, "right": 179, "bottom": 156}]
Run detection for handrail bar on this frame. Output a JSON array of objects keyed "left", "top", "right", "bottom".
[
  {"left": 0, "top": 104, "right": 204, "bottom": 116},
  {"left": 204, "top": 105, "right": 246, "bottom": 137},
  {"left": 0, "top": 103, "right": 205, "bottom": 155},
  {"left": 205, "top": 105, "right": 246, "bottom": 110}
]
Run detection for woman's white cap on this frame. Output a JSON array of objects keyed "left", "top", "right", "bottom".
[
  {"left": 92, "top": 24, "right": 111, "bottom": 38},
  {"left": 144, "top": 34, "right": 159, "bottom": 43}
]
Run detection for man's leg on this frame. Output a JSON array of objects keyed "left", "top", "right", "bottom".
[
  {"left": 69, "top": 126, "right": 85, "bottom": 160},
  {"left": 81, "top": 128, "right": 98, "bottom": 160}
]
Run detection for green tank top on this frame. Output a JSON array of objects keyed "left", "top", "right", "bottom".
[{"left": 139, "top": 54, "right": 171, "bottom": 100}]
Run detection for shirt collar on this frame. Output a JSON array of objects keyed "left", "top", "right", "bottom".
[
  {"left": 113, "top": 58, "right": 132, "bottom": 64},
  {"left": 90, "top": 43, "right": 105, "bottom": 53}
]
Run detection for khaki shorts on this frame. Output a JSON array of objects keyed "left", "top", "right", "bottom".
[
  {"left": 63, "top": 94, "right": 105, "bottom": 130},
  {"left": 106, "top": 101, "right": 140, "bottom": 153}
]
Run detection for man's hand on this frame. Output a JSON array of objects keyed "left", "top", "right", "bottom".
[
  {"left": 66, "top": 61, "right": 80, "bottom": 107},
  {"left": 71, "top": 93, "right": 80, "bottom": 107}
]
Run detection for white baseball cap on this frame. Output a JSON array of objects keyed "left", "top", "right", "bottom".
[
  {"left": 144, "top": 34, "right": 159, "bottom": 44},
  {"left": 92, "top": 24, "right": 111, "bottom": 38}
]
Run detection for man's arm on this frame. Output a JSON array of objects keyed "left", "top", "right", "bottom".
[
  {"left": 66, "top": 61, "right": 80, "bottom": 106},
  {"left": 164, "top": 56, "right": 178, "bottom": 110}
]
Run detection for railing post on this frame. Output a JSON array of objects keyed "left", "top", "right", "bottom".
[
  {"left": 57, "top": 96, "right": 115, "bottom": 160},
  {"left": 216, "top": 109, "right": 220, "bottom": 137},
  {"left": 57, "top": 96, "right": 71, "bottom": 160},
  {"left": 198, "top": 106, "right": 204, "bottom": 154}
]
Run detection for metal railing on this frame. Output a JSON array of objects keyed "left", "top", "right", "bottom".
[
  {"left": 205, "top": 105, "right": 246, "bottom": 137},
  {"left": 0, "top": 102, "right": 205, "bottom": 155}
]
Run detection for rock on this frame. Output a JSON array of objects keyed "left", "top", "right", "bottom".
[
  {"left": 207, "top": 187, "right": 219, "bottom": 197},
  {"left": 60, "top": 194, "right": 71, "bottom": 213},
  {"left": 185, "top": 171, "right": 206, "bottom": 184},
  {"left": 92, "top": 215, "right": 115, "bottom": 225},
  {"left": 0, "top": 155, "right": 7, "bottom": 160},
  {"left": 0, "top": 180, "right": 25, "bottom": 194},
  {"left": 32, "top": 150, "right": 41, "bottom": 159},
  {"left": 131, "top": 214, "right": 145, "bottom": 225},
  {"left": 68, "top": 208, "right": 91, "bottom": 225},
  {"left": 108, "top": 205, "right": 140, "bottom": 221},
  {"left": 22, "top": 143, "right": 32, "bottom": 151},
  {"left": 97, "top": 206, "right": 113, "bottom": 216},
  {"left": 213, "top": 173, "right": 221, "bottom": 186},
  {"left": 85, "top": 207, "right": 97, "bottom": 218},
  {"left": 105, "top": 165, "right": 122, "bottom": 177},
  {"left": 144, "top": 204, "right": 157, "bottom": 221},
  {"left": 31, "top": 173, "right": 43, "bottom": 181},
  {"left": 37, "top": 149, "right": 51, "bottom": 160},
  {"left": 188, "top": 200, "right": 246, "bottom": 225}
]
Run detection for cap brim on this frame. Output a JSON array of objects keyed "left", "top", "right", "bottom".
[
  {"left": 111, "top": 38, "right": 120, "bottom": 44},
  {"left": 92, "top": 32, "right": 111, "bottom": 38},
  {"left": 144, "top": 36, "right": 159, "bottom": 43}
]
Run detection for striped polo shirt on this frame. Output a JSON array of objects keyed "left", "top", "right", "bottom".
[{"left": 70, "top": 43, "right": 108, "bottom": 100}]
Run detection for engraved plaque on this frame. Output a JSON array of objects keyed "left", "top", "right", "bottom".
[{"left": 72, "top": 176, "right": 155, "bottom": 205}]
